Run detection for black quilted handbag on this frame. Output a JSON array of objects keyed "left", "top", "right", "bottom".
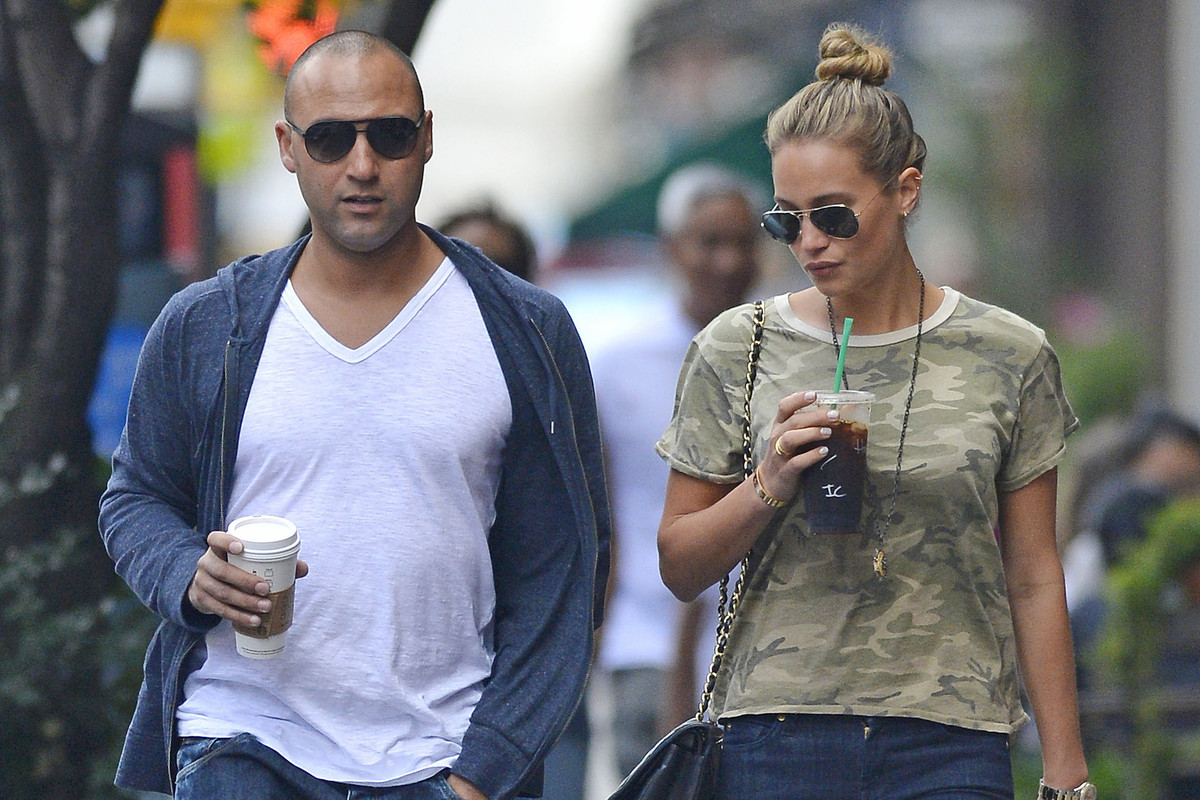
[{"left": 606, "top": 719, "right": 723, "bottom": 800}]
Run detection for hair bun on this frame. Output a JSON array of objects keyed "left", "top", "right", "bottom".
[{"left": 814, "top": 24, "right": 891, "bottom": 87}]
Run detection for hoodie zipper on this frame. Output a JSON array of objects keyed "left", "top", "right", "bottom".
[
  {"left": 528, "top": 316, "right": 601, "bottom": 588},
  {"left": 219, "top": 339, "right": 233, "bottom": 532}
]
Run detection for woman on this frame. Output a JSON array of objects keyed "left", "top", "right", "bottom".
[{"left": 655, "top": 23, "right": 1093, "bottom": 800}]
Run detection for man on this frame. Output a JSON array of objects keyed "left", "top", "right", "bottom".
[
  {"left": 99, "top": 31, "right": 609, "bottom": 800},
  {"left": 591, "top": 163, "right": 762, "bottom": 776}
]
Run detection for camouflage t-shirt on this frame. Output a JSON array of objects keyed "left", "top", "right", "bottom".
[{"left": 656, "top": 288, "right": 1078, "bottom": 733}]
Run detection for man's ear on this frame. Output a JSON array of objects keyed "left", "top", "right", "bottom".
[
  {"left": 276, "top": 120, "right": 298, "bottom": 174},
  {"left": 421, "top": 111, "right": 434, "bottom": 164}
]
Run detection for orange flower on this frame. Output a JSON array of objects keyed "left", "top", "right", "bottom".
[{"left": 245, "top": 0, "right": 339, "bottom": 76}]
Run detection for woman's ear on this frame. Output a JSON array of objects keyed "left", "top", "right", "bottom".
[{"left": 897, "top": 166, "right": 922, "bottom": 216}]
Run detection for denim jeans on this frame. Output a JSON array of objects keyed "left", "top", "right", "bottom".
[
  {"left": 717, "top": 714, "right": 1013, "bottom": 800},
  {"left": 175, "top": 734, "right": 464, "bottom": 800}
]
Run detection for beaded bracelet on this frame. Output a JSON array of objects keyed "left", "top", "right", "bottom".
[{"left": 751, "top": 465, "right": 786, "bottom": 508}]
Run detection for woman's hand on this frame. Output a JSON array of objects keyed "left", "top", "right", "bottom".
[{"left": 756, "top": 390, "right": 837, "bottom": 505}]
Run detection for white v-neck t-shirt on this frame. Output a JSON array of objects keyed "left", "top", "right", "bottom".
[{"left": 177, "top": 258, "right": 512, "bottom": 786}]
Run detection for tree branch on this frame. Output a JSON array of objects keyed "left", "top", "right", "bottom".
[
  {"left": 82, "top": 0, "right": 166, "bottom": 148},
  {"left": 3, "top": 0, "right": 88, "bottom": 144},
  {"left": 380, "top": 0, "right": 438, "bottom": 55},
  {"left": 0, "top": 83, "right": 46, "bottom": 380}
]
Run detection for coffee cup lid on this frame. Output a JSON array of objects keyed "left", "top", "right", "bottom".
[
  {"left": 228, "top": 515, "right": 300, "bottom": 557},
  {"left": 814, "top": 390, "right": 875, "bottom": 404}
]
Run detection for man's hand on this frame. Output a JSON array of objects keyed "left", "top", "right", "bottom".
[
  {"left": 446, "top": 772, "right": 487, "bottom": 800},
  {"left": 186, "top": 530, "right": 309, "bottom": 628}
]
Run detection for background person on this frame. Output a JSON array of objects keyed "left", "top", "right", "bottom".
[
  {"left": 655, "top": 23, "right": 1090, "bottom": 800},
  {"left": 439, "top": 202, "right": 540, "bottom": 283},
  {"left": 436, "top": 201, "right": 590, "bottom": 800},
  {"left": 100, "top": 30, "right": 609, "bottom": 800},
  {"left": 591, "top": 162, "right": 762, "bottom": 776}
]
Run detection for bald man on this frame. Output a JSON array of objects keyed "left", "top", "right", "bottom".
[{"left": 100, "top": 30, "right": 609, "bottom": 800}]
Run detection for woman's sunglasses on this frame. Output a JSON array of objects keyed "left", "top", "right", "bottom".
[
  {"left": 761, "top": 204, "right": 864, "bottom": 242},
  {"left": 760, "top": 180, "right": 895, "bottom": 244},
  {"left": 286, "top": 115, "right": 425, "bottom": 163}
]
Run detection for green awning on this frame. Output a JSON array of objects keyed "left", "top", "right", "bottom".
[{"left": 567, "top": 112, "right": 774, "bottom": 243}]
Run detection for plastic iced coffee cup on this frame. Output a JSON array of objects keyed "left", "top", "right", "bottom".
[
  {"left": 226, "top": 515, "right": 300, "bottom": 659},
  {"left": 802, "top": 390, "right": 875, "bottom": 535}
]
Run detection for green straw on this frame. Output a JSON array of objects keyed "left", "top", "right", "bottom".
[{"left": 832, "top": 317, "right": 853, "bottom": 392}]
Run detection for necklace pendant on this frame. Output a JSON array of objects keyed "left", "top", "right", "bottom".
[{"left": 873, "top": 548, "right": 888, "bottom": 578}]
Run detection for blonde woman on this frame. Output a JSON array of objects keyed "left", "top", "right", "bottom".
[{"left": 656, "top": 23, "right": 1093, "bottom": 800}]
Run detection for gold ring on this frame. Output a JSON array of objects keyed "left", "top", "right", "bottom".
[{"left": 774, "top": 438, "right": 788, "bottom": 458}]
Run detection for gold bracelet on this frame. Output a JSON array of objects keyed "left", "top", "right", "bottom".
[{"left": 752, "top": 465, "right": 787, "bottom": 508}]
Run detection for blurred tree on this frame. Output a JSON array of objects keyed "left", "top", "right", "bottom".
[
  {"left": 0, "top": 2, "right": 167, "bottom": 798},
  {"left": 379, "top": 0, "right": 434, "bottom": 55},
  {"left": 0, "top": 0, "right": 164, "bottom": 540}
]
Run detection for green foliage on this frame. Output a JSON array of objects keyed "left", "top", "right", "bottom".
[
  {"left": 1098, "top": 499, "right": 1200, "bottom": 679},
  {"left": 0, "top": 529, "right": 157, "bottom": 800},
  {"left": 1010, "top": 740, "right": 1042, "bottom": 796},
  {"left": 1086, "top": 747, "right": 1132, "bottom": 799},
  {"left": 1092, "top": 498, "right": 1200, "bottom": 799},
  {"left": 1057, "top": 330, "right": 1148, "bottom": 428}
]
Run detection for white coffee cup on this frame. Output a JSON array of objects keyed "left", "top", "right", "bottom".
[{"left": 226, "top": 515, "right": 301, "bottom": 659}]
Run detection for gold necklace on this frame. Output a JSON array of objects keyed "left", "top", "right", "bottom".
[{"left": 826, "top": 269, "right": 925, "bottom": 578}]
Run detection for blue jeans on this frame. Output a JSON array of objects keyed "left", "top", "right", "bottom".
[
  {"left": 717, "top": 714, "right": 1013, "bottom": 800},
  {"left": 175, "top": 734, "right": 464, "bottom": 800}
]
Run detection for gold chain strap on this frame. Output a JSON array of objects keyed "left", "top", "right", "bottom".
[{"left": 696, "top": 300, "right": 764, "bottom": 721}]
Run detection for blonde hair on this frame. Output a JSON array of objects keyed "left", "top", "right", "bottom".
[{"left": 765, "top": 23, "right": 926, "bottom": 182}]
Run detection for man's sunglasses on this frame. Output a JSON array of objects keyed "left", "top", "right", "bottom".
[
  {"left": 286, "top": 115, "right": 425, "bottom": 163},
  {"left": 760, "top": 180, "right": 895, "bottom": 244}
]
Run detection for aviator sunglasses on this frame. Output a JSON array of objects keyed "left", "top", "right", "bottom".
[
  {"left": 286, "top": 115, "right": 425, "bottom": 163},
  {"left": 760, "top": 181, "right": 892, "bottom": 244}
]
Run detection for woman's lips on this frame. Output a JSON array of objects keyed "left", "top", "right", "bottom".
[{"left": 805, "top": 260, "right": 839, "bottom": 277}]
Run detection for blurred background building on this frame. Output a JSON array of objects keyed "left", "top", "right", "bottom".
[{"left": 87, "top": 0, "right": 1200, "bottom": 438}]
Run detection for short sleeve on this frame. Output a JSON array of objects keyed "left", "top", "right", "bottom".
[
  {"left": 997, "top": 339, "right": 1079, "bottom": 492},
  {"left": 655, "top": 309, "right": 756, "bottom": 485}
]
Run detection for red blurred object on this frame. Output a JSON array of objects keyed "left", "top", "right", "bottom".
[
  {"left": 246, "top": 0, "right": 339, "bottom": 76},
  {"left": 162, "top": 144, "right": 200, "bottom": 276}
]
